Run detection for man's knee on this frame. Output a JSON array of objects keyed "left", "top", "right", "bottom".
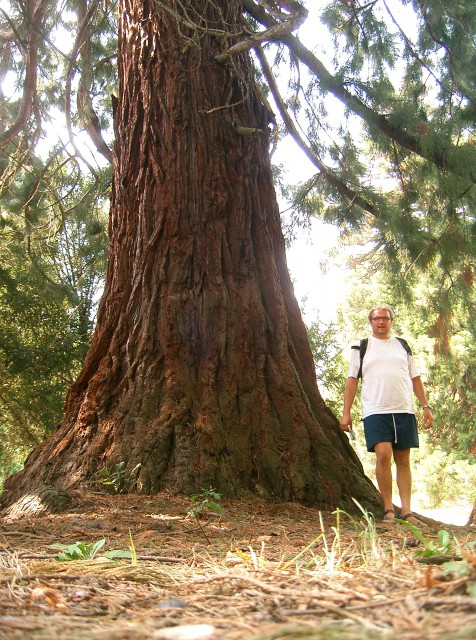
[
  {"left": 393, "top": 448, "right": 411, "bottom": 468},
  {"left": 374, "top": 442, "right": 393, "bottom": 465}
]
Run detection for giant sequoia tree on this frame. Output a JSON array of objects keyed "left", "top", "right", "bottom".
[
  {"left": 1, "top": 0, "right": 475, "bottom": 509},
  {"left": 0, "top": 0, "right": 380, "bottom": 509}
]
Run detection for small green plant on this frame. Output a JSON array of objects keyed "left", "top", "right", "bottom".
[
  {"left": 280, "top": 503, "right": 374, "bottom": 573},
  {"left": 415, "top": 529, "right": 453, "bottom": 558},
  {"left": 396, "top": 521, "right": 455, "bottom": 558},
  {"left": 96, "top": 462, "right": 141, "bottom": 494},
  {"left": 280, "top": 530, "right": 325, "bottom": 572},
  {"left": 103, "top": 534, "right": 137, "bottom": 564},
  {"left": 49, "top": 539, "right": 106, "bottom": 561},
  {"left": 104, "top": 549, "right": 133, "bottom": 561},
  {"left": 97, "top": 462, "right": 127, "bottom": 493},
  {"left": 441, "top": 542, "right": 476, "bottom": 592},
  {"left": 188, "top": 487, "right": 224, "bottom": 518},
  {"left": 187, "top": 488, "right": 224, "bottom": 544},
  {"left": 48, "top": 537, "right": 139, "bottom": 564}
]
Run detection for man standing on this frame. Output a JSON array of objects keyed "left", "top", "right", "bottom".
[{"left": 340, "top": 305, "right": 434, "bottom": 525}]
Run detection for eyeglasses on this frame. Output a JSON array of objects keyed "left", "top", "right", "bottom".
[{"left": 371, "top": 316, "right": 392, "bottom": 322}]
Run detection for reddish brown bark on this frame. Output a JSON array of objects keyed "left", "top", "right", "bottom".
[
  {"left": 1, "top": 0, "right": 380, "bottom": 512},
  {"left": 467, "top": 500, "right": 476, "bottom": 526}
]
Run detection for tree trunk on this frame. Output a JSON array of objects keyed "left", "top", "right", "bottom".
[
  {"left": 467, "top": 499, "right": 476, "bottom": 526},
  {"left": 1, "top": 0, "right": 380, "bottom": 512}
]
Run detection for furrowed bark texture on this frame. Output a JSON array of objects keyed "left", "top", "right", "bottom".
[{"left": 2, "top": 0, "right": 380, "bottom": 512}]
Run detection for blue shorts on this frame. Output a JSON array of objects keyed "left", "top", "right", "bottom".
[{"left": 363, "top": 413, "right": 419, "bottom": 452}]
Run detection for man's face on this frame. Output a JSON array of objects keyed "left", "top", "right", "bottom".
[{"left": 369, "top": 308, "right": 392, "bottom": 338}]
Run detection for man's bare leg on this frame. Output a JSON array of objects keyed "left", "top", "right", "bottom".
[
  {"left": 374, "top": 442, "right": 395, "bottom": 518},
  {"left": 393, "top": 448, "right": 420, "bottom": 524}
]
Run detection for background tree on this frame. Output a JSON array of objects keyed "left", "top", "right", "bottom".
[
  {"left": 0, "top": 0, "right": 113, "bottom": 483},
  {"left": 305, "top": 314, "right": 345, "bottom": 417},
  {"left": 0, "top": 175, "right": 108, "bottom": 487}
]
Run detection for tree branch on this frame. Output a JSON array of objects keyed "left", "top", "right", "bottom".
[
  {"left": 215, "top": 0, "right": 308, "bottom": 63},
  {"left": 243, "top": 0, "right": 476, "bottom": 183},
  {"left": 64, "top": 0, "right": 103, "bottom": 178},
  {"left": 382, "top": 0, "right": 452, "bottom": 103},
  {"left": 416, "top": 0, "right": 475, "bottom": 107},
  {"left": 76, "top": 0, "right": 113, "bottom": 163},
  {"left": 254, "top": 45, "right": 378, "bottom": 217},
  {"left": 0, "top": 0, "right": 48, "bottom": 149}
]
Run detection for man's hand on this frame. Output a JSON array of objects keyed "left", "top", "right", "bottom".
[
  {"left": 340, "top": 413, "right": 353, "bottom": 432},
  {"left": 423, "top": 407, "right": 434, "bottom": 428}
]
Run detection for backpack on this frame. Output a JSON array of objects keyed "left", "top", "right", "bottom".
[{"left": 352, "top": 337, "right": 412, "bottom": 379}]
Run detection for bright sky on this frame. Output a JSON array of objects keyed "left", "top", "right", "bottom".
[
  {"left": 285, "top": 219, "right": 346, "bottom": 325},
  {"left": 274, "top": 1, "right": 349, "bottom": 326},
  {"left": 277, "top": 0, "right": 418, "bottom": 327},
  {"left": 272, "top": 130, "right": 347, "bottom": 326}
]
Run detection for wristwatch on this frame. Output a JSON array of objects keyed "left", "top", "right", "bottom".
[{"left": 422, "top": 405, "right": 433, "bottom": 410}]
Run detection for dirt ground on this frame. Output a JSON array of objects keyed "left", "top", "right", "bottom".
[{"left": 1, "top": 490, "right": 475, "bottom": 640}]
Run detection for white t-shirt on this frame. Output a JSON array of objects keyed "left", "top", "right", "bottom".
[{"left": 348, "top": 336, "right": 420, "bottom": 418}]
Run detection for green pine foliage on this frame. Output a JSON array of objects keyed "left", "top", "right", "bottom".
[
  {"left": 0, "top": 173, "right": 108, "bottom": 487},
  {"left": 288, "top": 0, "right": 476, "bottom": 321},
  {"left": 306, "top": 314, "right": 346, "bottom": 415}
]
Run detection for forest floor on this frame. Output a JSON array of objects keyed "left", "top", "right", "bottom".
[{"left": 1, "top": 490, "right": 475, "bottom": 640}]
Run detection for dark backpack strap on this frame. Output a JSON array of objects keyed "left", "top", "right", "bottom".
[
  {"left": 351, "top": 338, "right": 368, "bottom": 379},
  {"left": 396, "top": 336, "right": 412, "bottom": 355},
  {"left": 353, "top": 336, "right": 412, "bottom": 380}
]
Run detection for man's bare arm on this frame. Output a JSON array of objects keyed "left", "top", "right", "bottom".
[
  {"left": 340, "top": 377, "right": 358, "bottom": 431},
  {"left": 412, "top": 376, "right": 434, "bottom": 428}
]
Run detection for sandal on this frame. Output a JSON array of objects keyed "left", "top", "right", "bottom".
[
  {"left": 400, "top": 512, "right": 426, "bottom": 527},
  {"left": 383, "top": 509, "right": 396, "bottom": 522}
]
